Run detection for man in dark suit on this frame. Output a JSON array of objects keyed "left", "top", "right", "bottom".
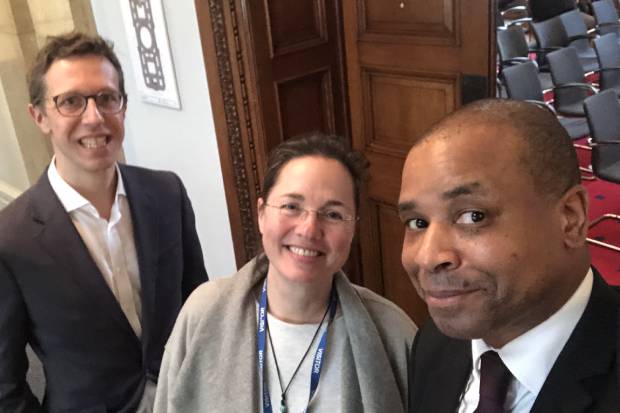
[
  {"left": 0, "top": 32, "right": 208, "bottom": 412},
  {"left": 399, "top": 99, "right": 620, "bottom": 412}
]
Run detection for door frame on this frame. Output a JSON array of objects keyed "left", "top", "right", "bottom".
[{"left": 195, "top": 0, "right": 266, "bottom": 267}]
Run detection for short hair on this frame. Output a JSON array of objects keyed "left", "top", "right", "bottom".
[
  {"left": 28, "top": 31, "right": 126, "bottom": 108},
  {"left": 260, "top": 132, "right": 369, "bottom": 211},
  {"left": 418, "top": 98, "right": 581, "bottom": 199}
]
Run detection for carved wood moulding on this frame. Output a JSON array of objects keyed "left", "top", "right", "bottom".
[{"left": 208, "top": 0, "right": 261, "bottom": 261}]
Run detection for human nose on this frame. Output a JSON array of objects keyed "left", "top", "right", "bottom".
[
  {"left": 81, "top": 97, "right": 104, "bottom": 124},
  {"left": 405, "top": 223, "right": 460, "bottom": 274},
  {"left": 295, "top": 208, "right": 323, "bottom": 239}
]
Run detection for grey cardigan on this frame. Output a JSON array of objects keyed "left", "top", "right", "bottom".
[{"left": 154, "top": 258, "right": 417, "bottom": 412}]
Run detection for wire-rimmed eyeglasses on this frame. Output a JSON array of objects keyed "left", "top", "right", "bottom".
[
  {"left": 50, "top": 91, "right": 126, "bottom": 117},
  {"left": 264, "top": 202, "right": 358, "bottom": 226}
]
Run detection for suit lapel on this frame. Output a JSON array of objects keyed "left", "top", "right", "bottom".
[
  {"left": 430, "top": 340, "right": 472, "bottom": 413},
  {"left": 531, "top": 271, "right": 619, "bottom": 413},
  {"left": 120, "top": 165, "right": 158, "bottom": 350},
  {"left": 417, "top": 324, "right": 472, "bottom": 413},
  {"left": 30, "top": 173, "right": 139, "bottom": 341}
]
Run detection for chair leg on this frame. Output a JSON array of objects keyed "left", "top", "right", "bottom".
[
  {"left": 587, "top": 214, "right": 620, "bottom": 252},
  {"left": 579, "top": 166, "right": 595, "bottom": 180}
]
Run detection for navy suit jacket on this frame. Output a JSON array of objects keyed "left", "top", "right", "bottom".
[
  {"left": 0, "top": 164, "right": 208, "bottom": 413},
  {"left": 409, "top": 271, "right": 620, "bottom": 413}
]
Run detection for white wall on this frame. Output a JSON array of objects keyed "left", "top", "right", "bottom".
[
  {"left": 90, "top": 0, "right": 236, "bottom": 278},
  {"left": 0, "top": 81, "right": 29, "bottom": 201}
]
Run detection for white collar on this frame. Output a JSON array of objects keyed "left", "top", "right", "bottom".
[
  {"left": 471, "top": 268, "right": 593, "bottom": 396},
  {"left": 47, "top": 156, "right": 126, "bottom": 213}
]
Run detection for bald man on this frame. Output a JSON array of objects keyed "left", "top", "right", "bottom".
[{"left": 400, "top": 99, "right": 620, "bottom": 412}]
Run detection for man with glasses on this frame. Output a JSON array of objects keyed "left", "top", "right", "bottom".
[{"left": 0, "top": 32, "right": 208, "bottom": 412}]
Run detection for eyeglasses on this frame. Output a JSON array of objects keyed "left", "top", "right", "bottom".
[
  {"left": 264, "top": 202, "right": 358, "bottom": 226},
  {"left": 50, "top": 91, "right": 126, "bottom": 117}
]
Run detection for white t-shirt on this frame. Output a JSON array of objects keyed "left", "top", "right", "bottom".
[{"left": 263, "top": 310, "right": 345, "bottom": 412}]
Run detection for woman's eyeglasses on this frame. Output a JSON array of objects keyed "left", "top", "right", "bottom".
[{"left": 264, "top": 202, "right": 358, "bottom": 226}]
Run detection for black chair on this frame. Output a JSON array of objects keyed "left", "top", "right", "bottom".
[
  {"left": 559, "top": 9, "right": 600, "bottom": 72},
  {"left": 497, "top": 25, "right": 554, "bottom": 90},
  {"left": 502, "top": 61, "right": 590, "bottom": 139},
  {"left": 497, "top": 25, "right": 532, "bottom": 65},
  {"left": 592, "top": 0, "right": 620, "bottom": 40},
  {"left": 546, "top": 47, "right": 598, "bottom": 116},
  {"left": 531, "top": 15, "right": 566, "bottom": 69},
  {"left": 531, "top": 12, "right": 598, "bottom": 72},
  {"left": 583, "top": 89, "right": 620, "bottom": 252},
  {"left": 594, "top": 32, "right": 620, "bottom": 96}
]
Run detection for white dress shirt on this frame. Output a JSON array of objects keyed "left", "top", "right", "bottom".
[
  {"left": 47, "top": 159, "right": 143, "bottom": 338},
  {"left": 458, "top": 269, "right": 593, "bottom": 413}
]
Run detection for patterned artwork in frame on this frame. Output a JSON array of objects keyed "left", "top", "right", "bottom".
[{"left": 119, "top": 0, "right": 181, "bottom": 109}]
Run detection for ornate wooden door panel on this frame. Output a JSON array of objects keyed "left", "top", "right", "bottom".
[
  {"left": 343, "top": 0, "right": 493, "bottom": 325},
  {"left": 246, "top": 0, "right": 350, "bottom": 150}
]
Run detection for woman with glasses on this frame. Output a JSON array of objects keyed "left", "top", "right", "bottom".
[{"left": 154, "top": 133, "right": 417, "bottom": 412}]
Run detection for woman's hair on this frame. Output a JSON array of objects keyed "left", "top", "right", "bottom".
[
  {"left": 260, "top": 132, "right": 369, "bottom": 210},
  {"left": 254, "top": 132, "right": 369, "bottom": 276}
]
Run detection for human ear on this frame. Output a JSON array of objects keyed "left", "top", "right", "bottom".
[
  {"left": 28, "top": 103, "right": 51, "bottom": 135},
  {"left": 559, "top": 184, "right": 589, "bottom": 248}
]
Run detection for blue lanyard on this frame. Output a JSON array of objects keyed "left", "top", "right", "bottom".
[{"left": 257, "top": 278, "right": 338, "bottom": 413}]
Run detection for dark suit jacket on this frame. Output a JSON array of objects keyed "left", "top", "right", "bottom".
[
  {"left": 409, "top": 271, "right": 620, "bottom": 413},
  {"left": 0, "top": 164, "right": 208, "bottom": 413}
]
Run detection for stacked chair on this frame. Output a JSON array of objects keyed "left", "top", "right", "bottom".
[
  {"left": 502, "top": 61, "right": 590, "bottom": 139},
  {"left": 582, "top": 89, "right": 620, "bottom": 253},
  {"left": 592, "top": 0, "right": 620, "bottom": 41},
  {"left": 593, "top": 32, "right": 620, "bottom": 96},
  {"left": 559, "top": 9, "right": 600, "bottom": 71},
  {"left": 497, "top": 25, "right": 554, "bottom": 91},
  {"left": 531, "top": 8, "right": 600, "bottom": 72},
  {"left": 546, "top": 47, "right": 598, "bottom": 116}
]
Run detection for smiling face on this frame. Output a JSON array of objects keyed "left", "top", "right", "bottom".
[
  {"left": 399, "top": 122, "right": 588, "bottom": 347},
  {"left": 28, "top": 54, "right": 125, "bottom": 185},
  {"left": 258, "top": 156, "right": 357, "bottom": 290}
]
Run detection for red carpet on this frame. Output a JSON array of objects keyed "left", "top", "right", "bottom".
[{"left": 574, "top": 138, "right": 620, "bottom": 284}]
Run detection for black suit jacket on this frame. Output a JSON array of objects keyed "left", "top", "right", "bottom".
[
  {"left": 0, "top": 165, "right": 208, "bottom": 413},
  {"left": 409, "top": 271, "right": 620, "bottom": 413}
]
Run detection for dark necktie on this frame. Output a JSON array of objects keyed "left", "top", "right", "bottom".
[{"left": 474, "top": 351, "right": 512, "bottom": 413}]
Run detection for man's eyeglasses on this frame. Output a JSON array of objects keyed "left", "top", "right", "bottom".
[
  {"left": 50, "top": 91, "right": 126, "bottom": 117},
  {"left": 264, "top": 202, "right": 358, "bottom": 226}
]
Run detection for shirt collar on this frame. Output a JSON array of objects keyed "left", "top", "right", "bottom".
[
  {"left": 47, "top": 156, "right": 126, "bottom": 213},
  {"left": 471, "top": 268, "right": 593, "bottom": 396}
]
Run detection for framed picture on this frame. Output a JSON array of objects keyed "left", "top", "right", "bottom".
[{"left": 119, "top": 0, "right": 181, "bottom": 109}]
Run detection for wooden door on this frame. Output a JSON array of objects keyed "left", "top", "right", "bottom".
[
  {"left": 342, "top": 0, "right": 493, "bottom": 326},
  {"left": 244, "top": 0, "right": 350, "bottom": 152},
  {"left": 242, "top": 0, "right": 365, "bottom": 281}
]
